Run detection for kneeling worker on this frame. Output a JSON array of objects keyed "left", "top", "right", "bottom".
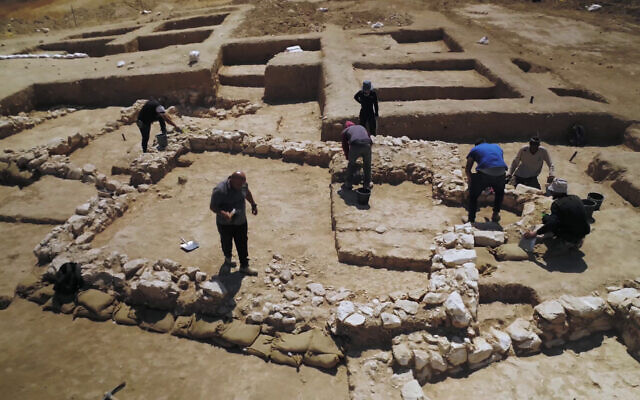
[
  {"left": 342, "top": 121, "right": 373, "bottom": 190},
  {"left": 524, "top": 178, "right": 590, "bottom": 248},
  {"left": 507, "top": 137, "right": 555, "bottom": 189},
  {"left": 136, "top": 99, "right": 182, "bottom": 152}
]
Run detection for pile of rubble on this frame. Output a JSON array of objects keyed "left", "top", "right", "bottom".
[{"left": 0, "top": 108, "right": 76, "bottom": 139}]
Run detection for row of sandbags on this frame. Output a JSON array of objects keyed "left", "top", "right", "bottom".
[{"left": 28, "top": 287, "right": 344, "bottom": 369}]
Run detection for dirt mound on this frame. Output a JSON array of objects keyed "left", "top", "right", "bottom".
[{"left": 233, "top": 0, "right": 412, "bottom": 38}]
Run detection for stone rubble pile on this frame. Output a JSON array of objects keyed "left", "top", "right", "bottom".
[
  {"left": 189, "top": 103, "right": 261, "bottom": 120},
  {"left": 0, "top": 108, "right": 76, "bottom": 139},
  {"left": 128, "top": 142, "right": 189, "bottom": 185},
  {"left": 390, "top": 327, "right": 511, "bottom": 384}
]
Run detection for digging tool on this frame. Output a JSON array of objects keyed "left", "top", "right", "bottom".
[
  {"left": 103, "top": 382, "right": 125, "bottom": 400},
  {"left": 121, "top": 133, "right": 126, "bottom": 141},
  {"left": 569, "top": 151, "right": 578, "bottom": 163},
  {"left": 180, "top": 237, "right": 199, "bottom": 252}
]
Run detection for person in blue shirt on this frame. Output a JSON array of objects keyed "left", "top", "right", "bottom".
[{"left": 465, "top": 139, "right": 508, "bottom": 223}]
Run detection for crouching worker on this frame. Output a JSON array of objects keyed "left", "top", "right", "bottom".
[
  {"left": 136, "top": 99, "right": 182, "bottom": 152},
  {"left": 465, "top": 139, "right": 508, "bottom": 223},
  {"left": 524, "top": 178, "right": 590, "bottom": 249},
  {"left": 342, "top": 121, "right": 373, "bottom": 190},
  {"left": 210, "top": 171, "right": 259, "bottom": 276},
  {"left": 507, "top": 137, "right": 555, "bottom": 189}
]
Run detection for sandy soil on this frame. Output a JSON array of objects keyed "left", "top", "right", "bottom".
[
  {"left": 354, "top": 69, "right": 493, "bottom": 89},
  {"left": 0, "top": 298, "right": 349, "bottom": 400},
  {"left": 0, "top": 107, "right": 121, "bottom": 151},
  {"left": 0, "top": 222, "right": 52, "bottom": 304},
  {"left": 1, "top": 1, "right": 639, "bottom": 399},
  {"left": 0, "top": 176, "right": 96, "bottom": 223},
  {"left": 428, "top": 335, "right": 640, "bottom": 400}
]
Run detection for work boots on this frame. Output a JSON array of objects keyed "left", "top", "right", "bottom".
[{"left": 240, "top": 264, "right": 258, "bottom": 276}]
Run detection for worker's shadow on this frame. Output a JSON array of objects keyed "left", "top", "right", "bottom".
[
  {"left": 337, "top": 186, "right": 370, "bottom": 210},
  {"left": 213, "top": 264, "right": 246, "bottom": 306},
  {"left": 532, "top": 241, "right": 588, "bottom": 273}
]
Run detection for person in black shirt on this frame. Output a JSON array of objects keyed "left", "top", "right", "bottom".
[
  {"left": 524, "top": 178, "right": 590, "bottom": 248},
  {"left": 136, "top": 99, "right": 182, "bottom": 152},
  {"left": 354, "top": 80, "right": 379, "bottom": 135}
]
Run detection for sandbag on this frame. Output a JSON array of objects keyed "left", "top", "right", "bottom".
[
  {"left": 475, "top": 247, "right": 498, "bottom": 275},
  {"left": 270, "top": 349, "right": 303, "bottom": 368},
  {"left": 307, "top": 329, "right": 343, "bottom": 357},
  {"left": 42, "top": 295, "right": 75, "bottom": 314},
  {"left": 220, "top": 320, "right": 261, "bottom": 347},
  {"left": 139, "top": 308, "right": 175, "bottom": 333},
  {"left": 273, "top": 330, "right": 314, "bottom": 353},
  {"left": 171, "top": 315, "right": 195, "bottom": 337},
  {"left": 112, "top": 303, "right": 139, "bottom": 325},
  {"left": 495, "top": 243, "right": 529, "bottom": 261},
  {"left": 77, "top": 289, "right": 115, "bottom": 314},
  {"left": 246, "top": 334, "right": 274, "bottom": 360},
  {"left": 73, "top": 304, "right": 114, "bottom": 321},
  {"left": 303, "top": 352, "right": 340, "bottom": 369},
  {"left": 188, "top": 317, "right": 224, "bottom": 340},
  {"left": 27, "top": 285, "right": 55, "bottom": 304}
]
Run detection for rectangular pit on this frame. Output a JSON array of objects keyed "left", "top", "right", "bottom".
[
  {"left": 137, "top": 29, "right": 214, "bottom": 51},
  {"left": 67, "top": 26, "right": 139, "bottom": 39},
  {"left": 549, "top": 87, "right": 607, "bottom": 103},
  {"left": 154, "top": 13, "right": 228, "bottom": 32},
  {"left": 218, "top": 65, "right": 266, "bottom": 87},
  {"left": 390, "top": 28, "right": 463, "bottom": 52},
  {"left": 264, "top": 51, "right": 322, "bottom": 103},
  {"left": 40, "top": 37, "right": 116, "bottom": 57},
  {"left": 222, "top": 37, "right": 321, "bottom": 65},
  {"left": 353, "top": 59, "right": 521, "bottom": 101}
]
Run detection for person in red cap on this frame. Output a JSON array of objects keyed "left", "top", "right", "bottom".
[{"left": 341, "top": 121, "right": 373, "bottom": 190}]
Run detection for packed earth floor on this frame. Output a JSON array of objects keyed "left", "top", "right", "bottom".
[{"left": 1, "top": 1, "right": 640, "bottom": 399}]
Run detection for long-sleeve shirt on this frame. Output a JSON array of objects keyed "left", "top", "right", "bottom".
[
  {"left": 342, "top": 125, "right": 372, "bottom": 158},
  {"left": 354, "top": 90, "right": 379, "bottom": 116},
  {"left": 509, "top": 145, "right": 554, "bottom": 178},
  {"left": 537, "top": 194, "right": 590, "bottom": 243}
]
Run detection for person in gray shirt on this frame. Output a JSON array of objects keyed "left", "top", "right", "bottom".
[{"left": 210, "top": 171, "right": 258, "bottom": 276}]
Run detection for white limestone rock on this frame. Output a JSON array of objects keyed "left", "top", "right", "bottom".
[
  {"left": 199, "top": 279, "right": 227, "bottom": 300},
  {"left": 401, "top": 379, "right": 425, "bottom": 400},
  {"left": 607, "top": 288, "right": 640, "bottom": 308},
  {"left": 444, "top": 291, "right": 472, "bottom": 328},
  {"left": 337, "top": 301, "right": 355, "bottom": 322},
  {"left": 392, "top": 343, "right": 413, "bottom": 366},
  {"left": 458, "top": 233, "right": 475, "bottom": 249},
  {"left": 307, "top": 282, "right": 326, "bottom": 296},
  {"left": 447, "top": 341, "right": 468, "bottom": 366},
  {"left": 441, "top": 249, "right": 477, "bottom": 267},
  {"left": 123, "top": 258, "right": 147, "bottom": 278},
  {"left": 473, "top": 230, "right": 505, "bottom": 247},
  {"left": 344, "top": 312, "right": 366, "bottom": 327},
  {"left": 395, "top": 299, "right": 420, "bottom": 315},
  {"left": 468, "top": 337, "right": 493, "bottom": 364},
  {"left": 489, "top": 328, "right": 512, "bottom": 354},
  {"left": 558, "top": 295, "right": 607, "bottom": 319},
  {"left": 381, "top": 312, "right": 401, "bottom": 329},
  {"left": 534, "top": 300, "right": 566, "bottom": 323},
  {"left": 428, "top": 350, "right": 447, "bottom": 372},
  {"left": 413, "top": 349, "right": 429, "bottom": 371}
]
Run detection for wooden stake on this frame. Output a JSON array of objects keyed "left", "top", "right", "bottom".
[{"left": 70, "top": 5, "right": 78, "bottom": 27}]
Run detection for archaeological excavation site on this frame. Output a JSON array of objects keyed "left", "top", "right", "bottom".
[{"left": 1, "top": 0, "right": 640, "bottom": 399}]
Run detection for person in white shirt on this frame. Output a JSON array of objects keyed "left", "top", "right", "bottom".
[{"left": 507, "top": 137, "right": 555, "bottom": 189}]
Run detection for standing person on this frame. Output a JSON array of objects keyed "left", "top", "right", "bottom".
[
  {"left": 209, "top": 171, "right": 259, "bottom": 276},
  {"left": 136, "top": 99, "right": 182, "bottom": 152},
  {"left": 354, "top": 80, "right": 379, "bottom": 135},
  {"left": 465, "top": 139, "right": 508, "bottom": 223},
  {"left": 524, "top": 178, "right": 590, "bottom": 248},
  {"left": 342, "top": 121, "right": 373, "bottom": 190},
  {"left": 507, "top": 137, "right": 555, "bottom": 189}
]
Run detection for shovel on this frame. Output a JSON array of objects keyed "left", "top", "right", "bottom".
[
  {"left": 180, "top": 237, "right": 199, "bottom": 252},
  {"left": 103, "top": 382, "right": 126, "bottom": 400}
]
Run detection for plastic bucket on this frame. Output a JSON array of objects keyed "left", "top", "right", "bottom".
[
  {"left": 587, "top": 192, "right": 604, "bottom": 211},
  {"left": 582, "top": 199, "right": 596, "bottom": 222},
  {"left": 355, "top": 188, "right": 371, "bottom": 205},
  {"left": 156, "top": 132, "right": 168, "bottom": 150}
]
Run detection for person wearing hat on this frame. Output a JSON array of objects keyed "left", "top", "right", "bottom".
[
  {"left": 210, "top": 171, "right": 259, "bottom": 276},
  {"left": 342, "top": 121, "right": 373, "bottom": 190},
  {"left": 507, "top": 137, "right": 555, "bottom": 189},
  {"left": 354, "top": 80, "right": 379, "bottom": 135},
  {"left": 465, "top": 138, "right": 508, "bottom": 223},
  {"left": 524, "top": 178, "right": 590, "bottom": 248},
  {"left": 136, "top": 99, "right": 182, "bottom": 152}
]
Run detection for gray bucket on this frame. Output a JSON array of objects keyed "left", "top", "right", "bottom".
[
  {"left": 356, "top": 188, "right": 371, "bottom": 205},
  {"left": 587, "top": 192, "right": 604, "bottom": 210},
  {"left": 156, "top": 132, "right": 168, "bottom": 150},
  {"left": 582, "top": 199, "right": 596, "bottom": 223}
]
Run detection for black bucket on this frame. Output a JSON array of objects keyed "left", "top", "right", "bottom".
[
  {"left": 582, "top": 199, "right": 596, "bottom": 223},
  {"left": 355, "top": 188, "right": 371, "bottom": 205},
  {"left": 587, "top": 192, "right": 604, "bottom": 210},
  {"left": 156, "top": 132, "right": 168, "bottom": 150}
]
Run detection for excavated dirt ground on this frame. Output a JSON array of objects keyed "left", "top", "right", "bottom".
[{"left": 1, "top": 1, "right": 640, "bottom": 399}]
